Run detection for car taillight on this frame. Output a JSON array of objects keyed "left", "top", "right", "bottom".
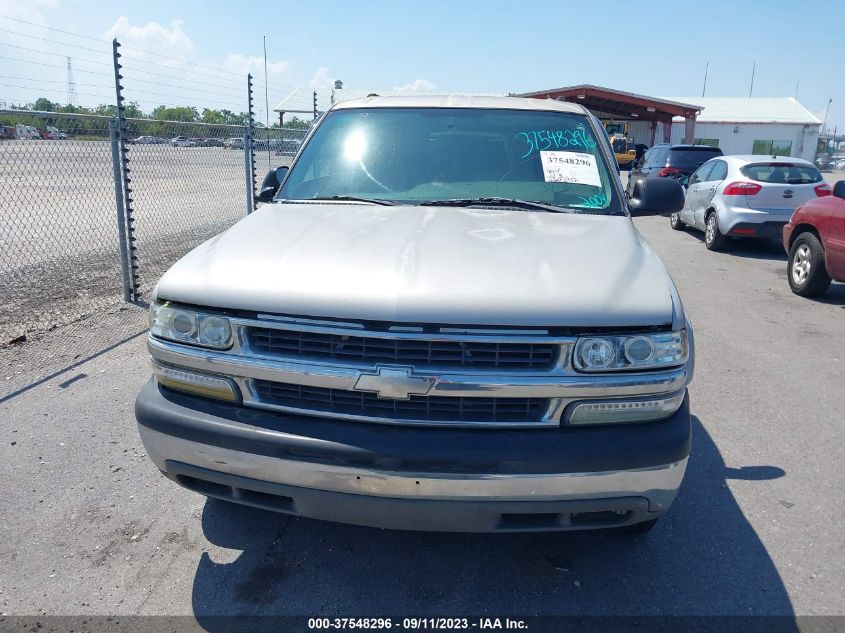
[
  {"left": 658, "top": 167, "right": 683, "bottom": 177},
  {"left": 815, "top": 184, "right": 832, "bottom": 197},
  {"left": 722, "top": 181, "right": 763, "bottom": 196}
]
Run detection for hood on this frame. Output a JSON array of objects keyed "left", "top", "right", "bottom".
[{"left": 156, "top": 203, "right": 676, "bottom": 328}]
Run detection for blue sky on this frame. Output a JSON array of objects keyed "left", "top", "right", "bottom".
[{"left": 1, "top": 0, "right": 842, "bottom": 129}]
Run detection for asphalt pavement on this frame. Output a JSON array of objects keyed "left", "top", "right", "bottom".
[{"left": 2, "top": 203, "right": 844, "bottom": 621}]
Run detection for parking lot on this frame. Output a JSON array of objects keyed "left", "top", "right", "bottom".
[{"left": 2, "top": 196, "right": 844, "bottom": 621}]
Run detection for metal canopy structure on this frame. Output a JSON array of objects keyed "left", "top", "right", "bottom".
[{"left": 518, "top": 84, "right": 703, "bottom": 144}]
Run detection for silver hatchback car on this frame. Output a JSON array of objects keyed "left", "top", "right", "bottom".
[{"left": 671, "top": 155, "right": 831, "bottom": 250}]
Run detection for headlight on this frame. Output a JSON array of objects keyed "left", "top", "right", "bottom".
[
  {"left": 573, "top": 331, "right": 687, "bottom": 372},
  {"left": 150, "top": 302, "right": 233, "bottom": 349}
]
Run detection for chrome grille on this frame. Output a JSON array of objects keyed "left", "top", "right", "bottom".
[
  {"left": 246, "top": 327, "right": 557, "bottom": 370},
  {"left": 253, "top": 379, "right": 549, "bottom": 424}
]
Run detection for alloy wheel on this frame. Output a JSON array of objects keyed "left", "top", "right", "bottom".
[
  {"left": 792, "top": 244, "right": 812, "bottom": 285},
  {"left": 705, "top": 215, "right": 716, "bottom": 244}
]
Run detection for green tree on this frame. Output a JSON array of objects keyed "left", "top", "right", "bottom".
[
  {"left": 151, "top": 105, "right": 199, "bottom": 122},
  {"left": 282, "top": 116, "right": 310, "bottom": 130},
  {"left": 33, "top": 97, "right": 57, "bottom": 112},
  {"left": 201, "top": 108, "right": 225, "bottom": 124}
]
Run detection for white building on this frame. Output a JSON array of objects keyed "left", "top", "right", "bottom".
[{"left": 629, "top": 97, "right": 821, "bottom": 161}]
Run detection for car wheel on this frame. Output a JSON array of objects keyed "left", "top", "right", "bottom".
[
  {"left": 704, "top": 212, "right": 726, "bottom": 251},
  {"left": 670, "top": 212, "right": 685, "bottom": 231},
  {"left": 788, "top": 233, "right": 831, "bottom": 297}
]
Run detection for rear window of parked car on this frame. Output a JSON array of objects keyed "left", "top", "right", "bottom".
[
  {"left": 667, "top": 147, "right": 723, "bottom": 169},
  {"left": 740, "top": 164, "right": 822, "bottom": 184}
]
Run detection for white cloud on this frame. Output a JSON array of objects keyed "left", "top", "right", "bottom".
[
  {"left": 391, "top": 79, "right": 436, "bottom": 93},
  {"left": 103, "top": 17, "right": 194, "bottom": 56},
  {"left": 223, "top": 54, "right": 290, "bottom": 78},
  {"left": 308, "top": 67, "right": 334, "bottom": 89}
]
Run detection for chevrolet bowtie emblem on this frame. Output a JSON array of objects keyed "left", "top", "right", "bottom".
[{"left": 353, "top": 366, "right": 436, "bottom": 400}]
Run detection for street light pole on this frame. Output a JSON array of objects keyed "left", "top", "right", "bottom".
[{"left": 821, "top": 98, "right": 833, "bottom": 157}]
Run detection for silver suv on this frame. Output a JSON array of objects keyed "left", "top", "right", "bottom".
[{"left": 136, "top": 96, "right": 691, "bottom": 534}]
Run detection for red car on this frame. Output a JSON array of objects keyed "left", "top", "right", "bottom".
[{"left": 783, "top": 180, "right": 845, "bottom": 296}]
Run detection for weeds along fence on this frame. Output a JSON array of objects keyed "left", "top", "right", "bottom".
[{"left": 0, "top": 104, "right": 309, "bottom": 397}]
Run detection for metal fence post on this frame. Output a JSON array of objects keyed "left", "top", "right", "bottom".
[
  {"left": 108, "top": 119, "right": 132, "bottom": 302},
  {"left": 246, "top": 73, "right": 257, "bottom": 212},
  {"left": 112, "top": 38, "right": 139, "bottom": 301},
  {"left": 243, "top": 127, "right": 254, "bottom": 214}
]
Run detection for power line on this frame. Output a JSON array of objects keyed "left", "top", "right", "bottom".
[
  {"left": 0, "top": 74, "right": 112, "bottom": 89},
  {"left": 0, "top": 54, "right": 113, "bottom": 77},
  {"left": 0, "top": 27, "right": 111, "bottom": 56},
  {"left": 0, "top": 13, "right": 106, "bottom": 43},
  {"left": 2, "top": 76, "right": 244, "bottom": 108},
  {"left": 0, "top": 82, "right": 113, "bottom": 100},
  {"left": 0, "top": 46, "right": 247, "bottom": 98},
  {"left": 113, "top": 75, "right": 244, "bottom": 100},
  {"left": 0, "top": 13, "right": 248, "bottom": 80},
  {"left": 0, "top": 42, "right": 111, "bottom": 68},
  {"left": 119, "top": 46, "right": 243, "bottom": 78},
  {"left": 0, "top": 14, "right": 299, "bottom": 96},
  {"left": 119, "top": 66, "right": 246, "bottom": 96}
]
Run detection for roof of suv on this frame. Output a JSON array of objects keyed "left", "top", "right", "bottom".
[{"left": 332, "top": 94, "right": 588, "bottom": 115}]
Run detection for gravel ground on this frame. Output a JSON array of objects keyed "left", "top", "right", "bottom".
[{"left": 1, "top": 199, "right": 844, "bottom": 625}]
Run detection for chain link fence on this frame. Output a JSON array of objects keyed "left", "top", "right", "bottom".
[
  {"left": 0, "top": 102, "right": 315, "bottom": 398},
  {"left": 0, "top": 110, "right": 126, "bottom": 343},
  {"left": 122, "top": 119, "right": 251, "bottom": 297},
  {"left": 0, "top": 109, "right": 147, "bottom": 397}
]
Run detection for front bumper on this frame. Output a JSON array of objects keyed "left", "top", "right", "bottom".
[{"left": 136, "top": 380, "right": 691, "bottom": 532}]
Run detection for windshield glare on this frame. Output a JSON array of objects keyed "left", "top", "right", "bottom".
[{"left": 278, "top": 107, "right": 621, "bottom": 214}]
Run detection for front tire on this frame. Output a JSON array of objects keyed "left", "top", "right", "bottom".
[
  {"left": 788, "top": 233, "right": 831, "bottom": 297},
  {"left": 670, "top": 212, "right": 685, "bottom": 231},
  {"left": 704, "top": 212, "right": 726, "bottom": 251}
]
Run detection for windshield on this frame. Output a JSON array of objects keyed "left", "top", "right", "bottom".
[
  {"left": 278, "top": 107, "right": 622, "bottom": 214},
  {"left": 668, "top": 148, "right": 723, "bottom": 170},
  {"left": 741, "top": 163, "right": 822, "bottom": 184}
]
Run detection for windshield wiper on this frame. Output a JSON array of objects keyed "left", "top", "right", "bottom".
[
  {"left": 418, "top": 197, "right": 572, "bottom": 213},
  {"left": 307, "top": 195, "right": 396, "bottom": 206}
]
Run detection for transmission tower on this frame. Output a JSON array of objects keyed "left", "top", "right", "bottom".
[{"left": 66, "top": 56, "right": 78, "bottom": 106}]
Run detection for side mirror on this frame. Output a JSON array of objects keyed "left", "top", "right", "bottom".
[
  {"left": 627, "top": 177, "right": 685, "bottom": 215},
  {"left": 255, "top": 166, "right": 289, "bottom": 203},
  {"left": 833, "top": 180, "right": 845, "bottom": 199}
]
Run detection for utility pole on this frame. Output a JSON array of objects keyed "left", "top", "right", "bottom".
[
  {"left": 821, "top": 99, "right": 833, "bottom": 158},
  {"left": 821, "top": 98, "right": 832, "bottom": 135},
  {"left": 701, "top": 61, "right": 708, "bottom": 97},
  {"left": 66, "top": 56, "right": 78, "bottom": 106},
  {"left": 749, "top": 61, "right": 755, "bottom": 97},
  {"left": 794, "top": 80, "right": 799, "bottom": 100}
]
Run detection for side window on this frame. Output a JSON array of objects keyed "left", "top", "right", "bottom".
[
  {"left": 707, "top": 160, "right": 728, "bottom": 182},
  {"left": 689, "top": 162, "right": 714, "bottom": 185},
  {"left": 641, "top": 149, "right": 654, "bottom": 166},
  {"left": 652, "top": 147, "right": 669, "bottom": 166}
]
